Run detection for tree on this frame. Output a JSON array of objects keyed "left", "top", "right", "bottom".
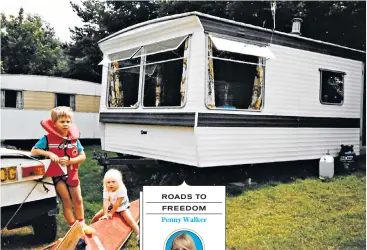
[
  {"left": 1, "top": 8, "right": 69, "bottom": 76},
  {"left": 224, "top": 1, "right": 365, "bottom": 50},
  {"left": 158, "top": 1, "right": 229, "bottom": 18},
  {"left": 302, "top": 1, "right": 365, "bottom": 51},
  {"left": 65, "top": 1, "right": 160, "bottom": 83},
  {"left": 157, "top": 1, "right": 365, "bottom": 50},
  {"left": 65, "top": 1, "right": 365, "bottom": 83}
]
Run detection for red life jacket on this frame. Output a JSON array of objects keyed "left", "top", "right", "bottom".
[{"left": 41, "top": 119, "right": 81, "bottom": 186}]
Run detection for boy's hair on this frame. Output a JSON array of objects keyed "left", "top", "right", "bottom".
[
  {"left": 51, "top": 106, "right": 73, "bottom": 122},
  {"left": 103, "top": 169, "right": 125, "bottom": 191},
  {"left": 171, "top": 233, "right": 196, "bottom": 250}
]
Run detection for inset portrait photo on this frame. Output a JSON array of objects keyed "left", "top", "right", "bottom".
[{"left": 165, "top": 229, "right": 204, "bottom": 250}]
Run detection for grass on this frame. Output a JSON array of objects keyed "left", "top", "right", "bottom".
[
  {"left": 1, "top": 145, "right": 365, "bottom": 250},
  {"left": 226, "top": 173, "right": 366, "bottom": 250}
]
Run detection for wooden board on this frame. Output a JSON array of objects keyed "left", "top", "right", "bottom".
[
  {"left": 84, "top": 199, "right": 140, "bottom": 250},
  {"left": 46, "top": 221, "right": 84, "bottom": 250}
]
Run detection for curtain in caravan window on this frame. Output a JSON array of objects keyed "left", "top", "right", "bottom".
[
  {"left": 207, "top": 38, "right": 216, "bottom": 108},
  {"left": 108, "top": 61, "right": 124, "bottom": 107},
  {"left": 249, "top": 58, "right": 265, "bottom": 110},
  {"left": 1, "top": 90, "right": 5, "bottom": 107},
  {"left": 16, "top": 91, "right": 23, "bottom": 109},
  {"left": 155, "top": 65, "right": 162, "bottom": 107},
  {"left": 180, "top": 39, "right": 189, "bottom": 106}
]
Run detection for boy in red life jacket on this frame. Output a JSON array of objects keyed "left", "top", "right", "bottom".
[{"left": 31, "top": 106, "right": 94, "bottom": 235}]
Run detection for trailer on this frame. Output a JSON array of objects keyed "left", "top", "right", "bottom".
[
  {"left": 1, "top": 75, "right": 101, "bottom": 141},
  {"left": 96, "top": 12, "right": 365, "bottom": 168}
]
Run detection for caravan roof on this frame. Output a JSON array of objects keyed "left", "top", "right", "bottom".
[{"left": 98, "top": 11, "right": 365, "bottom": 59}]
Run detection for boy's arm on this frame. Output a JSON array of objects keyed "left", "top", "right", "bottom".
[
  {"left": 31, "top": 136, "right": 59, "bottom": 163},
  {"left": 68, "top": 151, "right": 86, "bottom": 165},
  {"left": 31, "top": 148, "right": 50, "bottom": 157},
  {"left": 31, "top": 148, "right": 60, "bottom": 163},
  {"left": 59, "top": 139, "right": 86, "bottom": 165},
  {"left": 70, "top": 139, "right": 86, "bottom": 164}
]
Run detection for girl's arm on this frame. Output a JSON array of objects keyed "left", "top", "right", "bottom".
[
  {"left": 103, "top": 198, "right": 109, "bottom": 216},
  {"left": 108, "top": 197, "right": 124, "bottom": 217}
]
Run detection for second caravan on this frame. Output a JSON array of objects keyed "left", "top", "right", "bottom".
[{"left": 1, "top": 75, "right": 101, "bottom": 141}]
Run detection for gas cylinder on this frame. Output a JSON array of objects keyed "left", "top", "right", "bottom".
[{"left": 319, "top": 150, "right": 334, "bottom": 179}]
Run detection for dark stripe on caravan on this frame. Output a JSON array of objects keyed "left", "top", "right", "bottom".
[
  {"left": 99, "top": 112, "right": 196, "bottom": 127},
  {"left": 197, "top": 113, "right": 360, "bottom": 128}
]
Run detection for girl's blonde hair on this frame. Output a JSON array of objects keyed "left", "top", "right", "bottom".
[
  {"left": 171, "top": 233, "right": 196, "bottom": 250},
  {"left": 103, "top": 169, "right": 126, "bottom": 192},
  {"left": 51, "top": 106, "right": 73, "bottom": 122}
]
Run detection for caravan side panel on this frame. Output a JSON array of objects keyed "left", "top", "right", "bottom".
[
  {"left": 195, "top": 127, "right": 359, "bottom": 167},
  {"left": 195, "top": 44, "right": 362, "bottom": 167},
  {"left": 195, "top": 44, "right": 363, "bottom": 117},
  {"left": 76, "top": 95, "right": 100, "bottom": 113},
  {"left": 104, "top": 124, "right": 198, "bottom": 166},
  {"left": 265, "top": 44, "right": 362, "bottom": 118},
  {"left": 24, "top": 91, "right": 54, "bottom": 110},
  {"left": 1, "top": 109, "right": 100, "bottom": 140}
]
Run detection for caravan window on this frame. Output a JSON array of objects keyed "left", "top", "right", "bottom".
[
  {"left": 1, "top": 89, "right": 23, "bottom": 109},
  {"left": 107, "top": 58, "right": 140, "bottom": 108},
  {"left": 206, "top": 35, "right": 274, "bottom": 110},
  {"left": 55, "top": 93, "right": 75, "bottom": 111},
  {"left": 107, "top": 47, "right": 141, "bottom": 108},
  {"left": 319, "top": 69, "right": 345, "bottom": 105},
  {"left": 141, "top": 36, "right": 190, "bottom": 107},
  {"left": 105, "top": 36, "right": 190, "bottom": 108}
]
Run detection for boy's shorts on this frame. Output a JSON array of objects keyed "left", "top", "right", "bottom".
[{"left": 52, "top": 173, "right": 80, "bottom": 187}]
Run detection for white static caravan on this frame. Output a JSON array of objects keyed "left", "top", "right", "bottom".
[
  {"left": 97, "top": 12, "right": 365, "bottom": 168},
  {"left": 1, "top": 75, "right": 101, "bottom": 141}
]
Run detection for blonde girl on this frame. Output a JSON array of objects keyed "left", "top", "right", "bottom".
[
  {"left": 170, "top": 233, "right": 196, "bottom": 250},
  {"left": 91, "top": 169, "right": 139, "bottom": 241}
]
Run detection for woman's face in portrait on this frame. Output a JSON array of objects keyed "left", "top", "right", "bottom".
[{"left": 172, "top": 242, "right": 190, "bottom": 250}]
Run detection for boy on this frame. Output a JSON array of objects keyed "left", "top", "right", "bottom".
[{"left": 31, "top": 106, "right": 94, "bottom": 234}]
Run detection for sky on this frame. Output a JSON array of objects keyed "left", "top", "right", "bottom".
[{"left": 0, "top": 0, "right": 84, "bottom": 42}]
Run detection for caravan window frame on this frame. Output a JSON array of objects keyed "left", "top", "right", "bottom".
[
  {"left": 319, "top": 68, "right": 345, "bottom": 106},
  {"left": 104, "top": 35, "right": 191, "bottom": 110},
  {"left": 204, "top": 33, "right": 268, "bottom": 112},
  {"left": 1, "top": 89, "right": 24, "bottom": 109},
  {"left": 108, "top": 47, "right": 142, "bottom": 62},
  {"left": 141, "top": 35, "right": 191, "bottom": 109},
  {"left": 133, "top": 35, "right": 188, "bottom": 59},
  {"left": 105, "top": 57, "right": 142, "bottom": 109}
]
